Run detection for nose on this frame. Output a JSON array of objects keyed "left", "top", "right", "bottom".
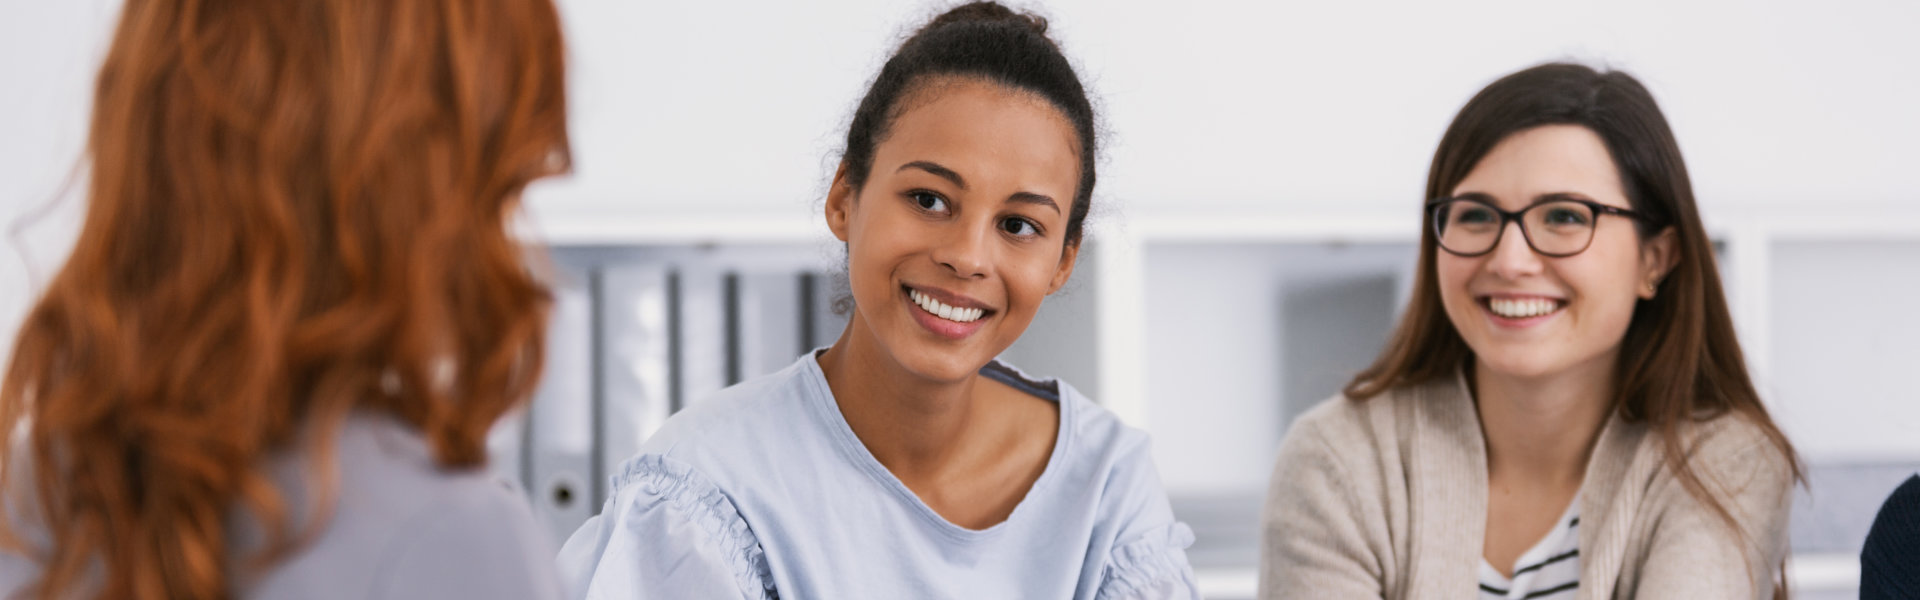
[
  {"left": 1484, "top": 220, "right": 1544, "bottom": 280},
  {"left": 930, "top": 216, "right": 992, "bottom": 279}
]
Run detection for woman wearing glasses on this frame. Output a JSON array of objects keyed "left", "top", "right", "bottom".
[{"left": 1258, "top": 63, "right": 1800, "bottom": 599}]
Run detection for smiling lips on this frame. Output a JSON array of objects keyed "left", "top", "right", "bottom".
[
  {"left": 910, "top": 289, "right": 985, "bottom": 323},
  {"left": 1481, "top": 295, "right": 1566, "bottom": 325},
  {"left": 903, "top": 285, "right": 993, "bottom": 340}
]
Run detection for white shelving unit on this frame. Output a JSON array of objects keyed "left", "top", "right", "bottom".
[
  {"left": 508, "top": 205, "right": 1920, "bottom": 598},
  {"left": 509, "top": 204, "right": 1920, "bottom": 430}
]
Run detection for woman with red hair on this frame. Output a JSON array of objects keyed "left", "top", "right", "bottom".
[{"left": 0, "top": 1, "right": 572, "bottom": 598}]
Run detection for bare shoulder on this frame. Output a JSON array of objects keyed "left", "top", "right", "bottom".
[
  {"left": 976, "top": 372, "right": 1060, "bottom": 475},
  {"left": 978, "top": 372, "right": 1060, "bottom": 432}
]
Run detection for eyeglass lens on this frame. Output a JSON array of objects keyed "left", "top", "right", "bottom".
[{"left": 1433, "top": 199, "right": 1597, "bottom": 256}]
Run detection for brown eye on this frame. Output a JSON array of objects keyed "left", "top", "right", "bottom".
[
  {"left": 908, "top": 191, "right": 948, "bottom": 213},
  {"left": 1541, "top": 205, "right": 1592, "bottom": 226},
  {"left": 1454, "top": 205, "right": 1498, "bottom": 227},
  {"left": 1000, "top": 217, "right": 1038, "bottom": 237}
]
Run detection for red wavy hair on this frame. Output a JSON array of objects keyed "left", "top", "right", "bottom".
[{"left": 0, "top": 0, "right": 569, "bottom": 597}]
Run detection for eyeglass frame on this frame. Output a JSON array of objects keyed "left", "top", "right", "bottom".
[{"left": 1424, "top": 195, "right": 1655, "bottom": 258}]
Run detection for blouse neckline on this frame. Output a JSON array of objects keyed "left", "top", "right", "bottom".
[{"left": 797, "top": 350, "right": 1075, "bottom": 544}]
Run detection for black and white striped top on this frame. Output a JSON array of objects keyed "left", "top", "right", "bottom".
[{"left": 1479, "top": 497, "right": 1580, "bottom": 600}]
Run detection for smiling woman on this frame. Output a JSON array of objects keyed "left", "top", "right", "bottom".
[
  {"left": 553, "top": 3, "right": 1198, "bottom": 599},
  {"left": 1258, "top": 63, "right": 1802, "bottom": 600},
  {"left": 825, "top": 78, "right": 1082, "bottom": 390}
]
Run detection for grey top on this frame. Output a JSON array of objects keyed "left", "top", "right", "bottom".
[{"left": 1, "top": 412, "right": 561, "bottom": 599}]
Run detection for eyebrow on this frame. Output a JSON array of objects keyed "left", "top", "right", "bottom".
[
  {"left": 899, "top": 160, "right": 1062, "bottom": 215},
  {"left": 1009, "top": 192, "right": 1060, "bottom": 215},
  {"left": 899, "top": 161, "right": 966, "bottom": 189},
  {"left": 1455, "top": 191, "right": 1596, "bottom": 207}
]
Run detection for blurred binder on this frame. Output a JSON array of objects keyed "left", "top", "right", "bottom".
[
  {"left": 735, "top": 270, "right": 805, "bottom": 379},
  {"left": 597, "top": 264, "right": 674, "bottom": 507},
  {"left": 676, "top": 264, "right": 729, "bottom": 406},
  {"left": 507, "top": 247, "right": 846, "bottom": 544},
  {"left": 525, "top": 261, "right": 595, "bottom": 547}
]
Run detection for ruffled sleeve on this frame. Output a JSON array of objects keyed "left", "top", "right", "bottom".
[
  {"left": 555, "top": 454, "right": 776, "bottom": 600},
  {"left": 1096, "top": 522, "right": 1200, "bottom": 600}
]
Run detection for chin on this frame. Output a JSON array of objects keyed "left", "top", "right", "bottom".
[
  {"left": 890, "top": 341, "right": 991, "bottom": 384},
  {"left": 1472, "top": 347, "right": 1574, "bottom": 381}
]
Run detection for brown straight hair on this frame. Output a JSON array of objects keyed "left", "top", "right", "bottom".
[
  {"left": 1347, "top": 63, "right": 1801, "bottom": 582},
  {"left": 0, "top": 0, "right": 569, "bottom": 598}
]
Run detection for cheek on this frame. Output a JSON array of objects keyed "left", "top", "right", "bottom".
[
  {"left": 845, "top": 216, "right": 914, "bottom": 296},
  {"left": 1577, "top": 230, "right": 1643, "bottom": 289},
  {"left": 1434, "top": 255, "right": 1479, "bottom": 313},
  {"left": 1560, "top": 253, "right": 1645, "bottom": 336},
  {"left": 1570, "top": 286, "right": 1640, "bottom": 354},
  {"left": 997, "top": 249, "right": 1066, "bottom": 319},
  {"left": 855, "top": 198, "right": 922, "bottom": 241},
  {"left": 1018, "top": 246, "right": 1070, "bottom": 289}
]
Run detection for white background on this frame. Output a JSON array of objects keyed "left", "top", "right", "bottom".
[{"left": 4, "top": 0, "right": 1917, "bottom": 501}]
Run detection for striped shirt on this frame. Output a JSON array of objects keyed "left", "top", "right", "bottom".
[{"left": 1479, "top": 496, "right": 1580, "bottom": 600}]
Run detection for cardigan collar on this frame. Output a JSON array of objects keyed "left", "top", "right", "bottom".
[
  {"left": 1575, "top": 402, "right": 1654, "bottom": 600},
  {"left": 1401, "top": 370, "right": 1654, "bottom": 600},
  {"left": 1403, "top": 370, "right": 1488, "bottom": 599}
]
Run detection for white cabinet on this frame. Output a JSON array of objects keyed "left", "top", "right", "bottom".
[{"left": 1143, "top": 240, "right": 1415, "bottom": 493}]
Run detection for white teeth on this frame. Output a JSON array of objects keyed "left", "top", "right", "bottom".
[
  {"left": 910, "top": 289, "right": 984, "bottom": 323},
  {"left": 1488, "top": 297, "right": 1562, "bottom": 318}
]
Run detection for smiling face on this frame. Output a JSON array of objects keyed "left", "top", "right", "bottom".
[
  {"left": 826, "top": 78, "right": 1081, "bottom": 384},
  {"left": 1437, "top": 124, "right": 1676, "bottom": 381}
]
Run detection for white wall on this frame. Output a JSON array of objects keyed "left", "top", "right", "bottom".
[
  {"left": 529, "top": 0, "right": 1920, "bottom": 217},
  {"left": 1770, "top": 241, "right": 1920, "bottom": 462},
  {"left": 4, "top": 0, "right": 1918, "bottom": 457},
  {"left": 0, "top": 0, "right": 116, "bottom": 369}
]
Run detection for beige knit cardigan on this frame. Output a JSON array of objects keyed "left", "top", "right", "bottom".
[{"left": 1258, "top": 373, "right": 1794, "bottom": 599}]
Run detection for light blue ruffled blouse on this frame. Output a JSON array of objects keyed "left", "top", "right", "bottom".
[{"left": 556, "top": 352, "right": 1199, "bottom": 599}]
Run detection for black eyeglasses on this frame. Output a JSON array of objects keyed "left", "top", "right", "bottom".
[{"left": 1426, "top": 196, "right": 1651, "bottom": 257}]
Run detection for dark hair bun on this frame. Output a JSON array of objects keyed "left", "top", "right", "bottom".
[
  {"left": 924, "top": 2, "right": 1049, "bottom": 36},
  {"left": 840, "top": 0, "right": 1096, "bottom": 244}
]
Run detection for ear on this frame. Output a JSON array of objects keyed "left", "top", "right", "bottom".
[
  {"left": 1047, "top": 239, "right": 1080, "bottom": 295},
  {"left": 826, "top": 162, "right": 856, "bottom": 243},
  {"left": 1638, "top": 227, "right": 1679, "bottom": 299}
]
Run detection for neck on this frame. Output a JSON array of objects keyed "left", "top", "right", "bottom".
[
  {"left": 816, "top": 318, "right": 983, "bottom": 479},
  {"left": 1473, "top": 354, "right": 1617, "bottom": 488}
]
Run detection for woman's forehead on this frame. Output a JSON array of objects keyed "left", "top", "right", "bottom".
[{"left": 1454, "top": 125, "right": 1627, "bottom": 208}]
